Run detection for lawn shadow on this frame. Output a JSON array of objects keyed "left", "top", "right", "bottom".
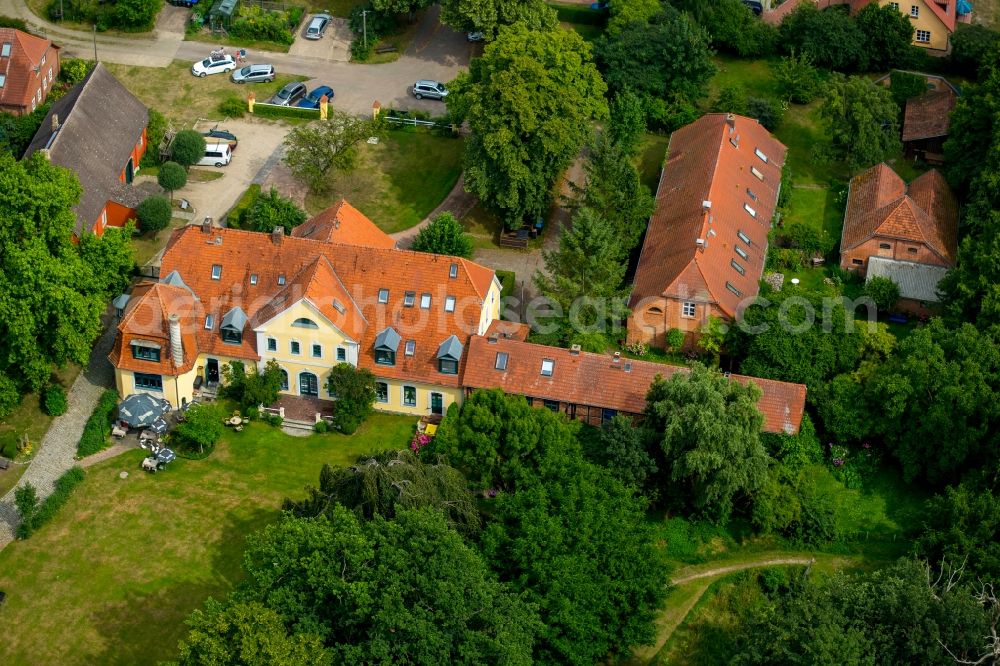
[{"left": 88, "top": 505, "right": 275, "bottom": 665}]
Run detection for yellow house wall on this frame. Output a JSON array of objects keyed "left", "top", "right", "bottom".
[
  {"left": 374, "top": 378, "right": 462, "bottom": 417},
  {"left": 253, "top": 299, "right": 358, "bottom": 397},
  {"left": 477, "top": 278, "right": 503, "bottom": 335},
  {"left": 879, "top": 0, "right": 951, "bottom": 51},
  {"left": 115, "top": 364, "right": 201, "bottom": 410}
]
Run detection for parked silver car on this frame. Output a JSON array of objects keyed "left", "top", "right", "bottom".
[
  {"left": 269, "top": 81, "right": 307, "bottom": 106},
  {"left": 231, "top": 64, "right": 275, "bottom": 84},
  {"left": 411, "top": 80, "right": 448, "bottom": 101},
  {"left": 305, "top": 13, "right": 332, "bottom": 39}
]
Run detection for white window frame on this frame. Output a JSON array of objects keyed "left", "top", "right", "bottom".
[
  {"left": 495, "top": 352, "right": 508, "bottom": 370},
  {"left": 204, "top": 315, "right": 214, "bottom": 330},
  {"left": 402, "top": 385, "right": 417, "bottom": 407},
  {"left": 540, "top": 359, "right": 554, "bottom": 377},
  {"left": 403, "top": 291, "right": 415, "bottom": 307},
  {"left": 754, "top": 148, "right": 768, "bottom": 163},
  {"left": 211, "top": 264, "right": 222, "bottom": 280},
  {"left": 444, "top": 295, "right": 456, "bottom": 313},
  {"left": 404, "top": 340, "right": 416, "bottom": 356},
  {"left": 337, "top": 347, "right": 346, "bottom": 361},
  {"left": 378, "top": 288, "right": 389, "bottom": 304},
  {"left": 735, "top": 245, "right": 749, "bottom": 261},
  {"left": 731, "top": 259, "right": 746, "bottom": 275},
  {"left": 737, "top": 230, "right": 752, "bottom": 245},
  {"left": 682, "top": 302, "right": 696, "bottom": 318},
  {"left": 915, "top": 29, "right": 930, "bottom": 43},
  {"left": 750, "top": 165, "right": 764, "bottom": 181},
  {"left": 744, "top": 203, "right": 757, "bottom": 218},
  {"left": 726, "top": 282, "right": 743, "bottom": 297},
  {"left": 420, "top": 293, "right": 431, "bottom": 309},
  {"left": 910, "top": 4, "right": 919, "bottom": 17}
]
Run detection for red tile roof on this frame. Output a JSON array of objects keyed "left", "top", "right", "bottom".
[
  {"left": 903, "top": 89, "right": 957, "bottom": 142},
  {"left": 117, "top": 214, "right": 498, "bottom": 389},
  {"left": 629, "top": 114, "right": 787, "bottom": 318},
  {"left": 290, "top": 199, "right": 396, "bottom": 249},
  {"left": 841, "top": 164, "right": 958, "bottom": 265},
  {"left": 0, "top": 29, "right": 56, "bottom": 113},
  {"left": 109, "top": 282, "right": 202, "bottom": 375},
  {"left": 462, "top": 336, "right": 806, "bottom": 434}
]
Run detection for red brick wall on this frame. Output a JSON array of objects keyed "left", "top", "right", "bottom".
[
  {"left": 840, "top": 237, "right": 952, "bottom": 275},
  {"left": 628, "top": 297, "right": 726, "bottom": 348}
]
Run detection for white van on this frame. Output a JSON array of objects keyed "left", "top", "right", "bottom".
[{"left": 198, "top": 142, "right": 232, "bottom": 168}]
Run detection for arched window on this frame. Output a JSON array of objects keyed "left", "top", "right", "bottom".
[
  {"left": 291, "top": 317, "right": 319, "bottom": 329},
  {"left": 299, "top": 372, "right": 319, "bottom": 397},
  {"left": 647, "top": 306, "right": 664, "bottom": 316},
  {"left": 279, "top": 368, "right": 288, "bottom": 391}
]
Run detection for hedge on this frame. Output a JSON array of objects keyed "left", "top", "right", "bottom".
[
  {"left": 496, "top": 269, "right": 516, "bottom": 300},
  {"left": 251, "top": 103, "right": 320, "bottom": 120},
  {"left": 16, "top": 467, "right": 86, "bottom": 539},
  {"left": 224, "top": 183, "right": 262, "bottom": 227},
  {"left": 77, "top": 389, "right": 120, "bottom": 457}
]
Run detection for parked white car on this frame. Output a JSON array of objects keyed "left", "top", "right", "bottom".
[{"left": 191, "top": 55, "right": 236, "bottom": 77}]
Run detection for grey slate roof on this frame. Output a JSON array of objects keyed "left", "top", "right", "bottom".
[
  {"left": 374, "top": 327, "right": 400, "bottom": 351},
  {"left": 24, "top": 62, "right": 148, "bottom": 236},
  {"left": 161, "top": 270, "right": 198, "bottom": 298},
  {"left": 221, "top": 306, "right": 248, "bottom": 331},
  {"left": 866, "top": 257, "right": 948, "bottom": 303},
  {"left": 112, "top": 293, "right": 130, "bottom": 310},
  {"left": 437, "top": 334, "right": 463, "bottom": 361}
]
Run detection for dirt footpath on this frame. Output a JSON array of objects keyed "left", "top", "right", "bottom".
[{"left": 174, "top": 118, "right": 291, "bottom": 225}]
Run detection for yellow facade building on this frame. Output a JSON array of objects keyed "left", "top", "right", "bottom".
[
  {"left": 878, "top": 0, "right": 961, "bottom": 52},
  {"left": 110, "top": 201, "right": 501, "bottom": 422}
]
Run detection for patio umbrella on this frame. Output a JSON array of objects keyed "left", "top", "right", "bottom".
[{"left": 118, "top": 394, "right": 171, "bottom": 428}]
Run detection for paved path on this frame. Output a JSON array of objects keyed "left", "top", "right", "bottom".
[{"left": 0, "top": 313, "right": 118, "bottom": 547}]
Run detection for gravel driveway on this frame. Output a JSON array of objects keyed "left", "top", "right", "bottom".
[{"left": 289, "top": 16, "right": 352, "bottom": 62}]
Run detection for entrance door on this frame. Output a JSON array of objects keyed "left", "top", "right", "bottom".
[
  {"left": 430, "top": 392, "right": 443, "bottom": 415},
  {"left": 299, "top": 372, "right": 319, "bottom": 397},
  {"left": 125, "top": 158, "right": 134, "bottom": 184},
  {"left": 206, "top": 358, "right": 219, "bottom": 384}
]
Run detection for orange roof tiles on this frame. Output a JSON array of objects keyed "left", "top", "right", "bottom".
[
  {"left": 903, "top": 89, "right": 957, "bottom": 142},
  {"left": 109, "top": 283, "right": 202, "bottom": 375},
  {"left": 463, "top": 336, "right": 806, "bottom": 435},
  {"left": 117, "top": 214, "right": 497, "bottom": 389},
  {"left": 290, "top": 199, "right": 396, "bottom": 249},
  {"left": 841, "top": 164, "right": 958, "bottom": 265},
  {"left": 0, "top": 29, "right": 56, "bottom": 113},
  {"left": 629, "top": 114, "right": 787, "bottom": 318}
]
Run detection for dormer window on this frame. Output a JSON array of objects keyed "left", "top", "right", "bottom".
[
  {"left": 449, "top": 263, "right": 458, "bottom": 278},
  {"left": 403, "top": 291, "right": 415, "bottom": 307},
  {"left": 420, "top": 293, "right": 431, "bottom": 309},
  {"left": 211, "top": 264, "right": 222, "bottom": 280},
  {"left": 250, "top": 274, "right": 258, "bottom": 285},
  {"left": 292, "top": 318, "right": 319, "bottom": 329},
  {"left": 540, "top": 359, "right": 554, "bottom": 377},
  {"left": 378, "top": 288, "right": 389, "bottom": 304},
  {"left": 220, "top": 307, "right": 247, "bottom": 345},
  {"left": 405, "top": 340, "right": 416, "bottom": 356},
  {"left": 445, "top": 296, "right": 456, "bottom": 313},
  {"left": 436, "top": 335, "right": 463, "bottom": 375},
  {"left": 374, "top": 327, "right": 400, "bottom": 366},
  {"left": 131, "top": 340, "right": 161, "bottom": 362},
  {"left": 332, "top": 299, "right": 346, "bottom": 315}
]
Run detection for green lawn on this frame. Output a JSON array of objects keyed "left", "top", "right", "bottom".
[
  {"left": 461, "top": 202, "right": 504, "bottom": 249},
  {"left": 0, "top": 414, "right": 415, "bottom": 666},
  {"left": 636, "top": 133, "right": 670, "bottom": 192},
  {"left": 707, "top": 55, "right": 784, "bottom": 103},
  {"left": 306, "top": 130, "right": 464, "bottom": 233},
  {"left": 103, "top": 61, "right": 307, "bottom": 126}
]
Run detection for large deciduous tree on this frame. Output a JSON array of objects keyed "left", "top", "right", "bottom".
[
  {"left": 326, "top": 363, "right": 376, "bottom": 434},
  {"left": 0, "top": 153, "right": 132, "bottom": 391},
  {"left": 819, "top": 74, "right": 901, "bottom": 168},
  {"left": 918, "top": 478, "right": 1000, "bottom": 583},
  {"left": 284, "top": 449, "right": 481, "bottom": 535},
  {"left": 234, "top": 507, "right": 541, "bottom": 665},
  {"left": 447, "top": 23, "right": 607, "bottom": 226},
  {"left": 533, "top": 207, "right": 630, "bottom": 350},
  {"left": 644, "top": 364, "right": 769, "bottom": 520},
  {"left": 371, "top": 0, "right": 433, "bottom": 15},
  {"left": 854, "top": 1, "right": 916, "bottom": 71},
  {"left": 283, "top": 112, "right": 382, "bottom": 193},
  {"left": 675, "top": 0, "right": 777, "bottom": 57},
  {"left": 439, "top": 0, "right": 556, "bottom": 38},
  {"left": 595, "top": 7, "right": 715, "bottom": 112},
  {"left": 136, "top": 195, "right": 172, "bottom": 236},
  {"left": 410, "top": 212, "right": 473, "bottom": 257},
  {"left": 170, "top": 130, "right": 206, "bottom": 168},
  {"left": 778, "top": 3, "right": 866, "bottom": 71}
]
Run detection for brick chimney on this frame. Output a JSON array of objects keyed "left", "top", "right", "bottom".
[
  {"left": 201, "top": 218, "right": 212, "bottom": 233},
  {"left": 51, "top": 113, "right": 59, "bottom": 133},
  {"left": 272, "top": 226, "right": 284, "bottom": 245},
  {"left": 168, "top": 314, "right": 183, "bottom": 367}
]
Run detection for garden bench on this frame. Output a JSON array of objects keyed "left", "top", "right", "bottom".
[
  {"left": 0, "top": 457, "right": 9, "bottom": 470},
  {"left": 375, "top": 45, "right": 397, "bottom": 54}
]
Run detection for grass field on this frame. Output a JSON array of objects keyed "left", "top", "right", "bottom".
[
  {"left": 306, "top": 130, "right": 464, "bottom": 233},
  {"left": 0, "top": 413, "right": 415, "bottom": 666},
  {"left": 102, "top": 61, "right": 307, "bottom": 126},
  {"left": 636, "top": 133, "right": 670, "bottom": 192}
]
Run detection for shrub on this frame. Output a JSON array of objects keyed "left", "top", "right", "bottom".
[
  {"left": 173, "top": 403, "right": 226, "bottom": 459},
  {"left": 218, "top": 95, "right": 246, "bottom": 118},
  {"left": 774, "top": 50, "right": 821, "bottom": 104},
  {"left": 0, "top": 372, "right": 20, "bottom": 420},
  {"left": 26, "top": 467, "right": 86, "bottom": 536},
  {"left": 170, "top": 129, "right": 206, "bottom": 168},
  {"left": 314, "top": 420, "right": 329, "bottom": 434},
  {"left": 221, "top": 360, "right": 283, "bottom": 409},
  {"left": 140, "top": 108, "right": 167, "bottom": 167},
  {"left": 243, "top": 406, "right": 260, "bottom": 421},
  {"left": 157, "top": 161, "right": 187, "bottom": 199},
  {"left": 0, "top": 15, "right": 28, "bottom": 30},
  {"left": 230, "top": 5, "right": 295, "bottom": 45},
  {"left": 60, "top": 58, "right": 93, "bottom": 85},
  {"left": 411, "top": 212, "right": 473, "bottom": 258},
  {"left": 711, "top": 84, "right": 748, "bottom": 115},
  {"left": 226, "top": 183, "right": 261, "bottom": 226},
  {"left": 77, "top": 389, "right": 120, "bottom": 457},
  {"left": 328, "top": 364, "right": 377, "bottom": 434},
  {"left": 864, "top": 275, "right": 901, "bottom": 313},
  {"left": 666, "top": 328, "right": 685, "bottom": 352},
  {"left": 746, "top": 97, "right": 783, "bottom": 132},
  {"left": 136, "top": 196, "right": 172, "bottom": 236},
  {"left": 43, "top": 384, "right": 68, "bottom": 416},
  {"left": 242, "top": 188, "right": 307, "bottom": 233},
  {"left": 950, "top": 24, "right": 1000, "bottom": 77},
  {"left": 14, "top": 483, "right": 38, "bottom": 538},
  {"left": 266, "top": 414, "right": 283, "bottom": 427}
]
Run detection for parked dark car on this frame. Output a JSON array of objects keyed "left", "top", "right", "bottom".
[
  {"left": 269, "top": 81, "right": 307, "bottom": 106},
  {"left": 297, "top": 85, "right": 335, "bottom": 109},
  {"left": 203, "top": 129, "right": 238, "bottom": 150}
]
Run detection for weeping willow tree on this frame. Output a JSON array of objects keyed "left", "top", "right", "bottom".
[{"left": 283, "top": 449, "right": 481, "bottom": 535}]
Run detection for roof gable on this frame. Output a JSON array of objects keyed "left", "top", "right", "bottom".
[
  {"left": 0, "top": 28, "right": 54, "bottom": 111},
  {"left": 291, "top": 199, "right": 396, "bottom": 249},
  {"left": 24, "top": 63, "right": 148, "bottom": 235},
  {"left": 630, "top": 114, "right": 787, "bottom": 317}
]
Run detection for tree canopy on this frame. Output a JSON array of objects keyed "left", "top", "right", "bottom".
[
  {"left": 136, "top": 196, "right": 172, "bottom": 236},
  {"left": 156, "top": 161, "right": 187, "bottom": 199},
  {"left": 854, "top": 1, "right": 916, "bottom": 71},
  {"left": 439, "top": 0, "right": 556, "bottom": 38},
  {"left": 778, "top": 3, "right": 865, "bottom": 71},
  {"left": 240, "top": 187, "right": 307, "bottom": 233},
  {"left": 819, "top": 74, "right": 901, "bottom": 168},
  {"left": 675, "top": 0, "right": 776, "bottom": 57},
  {"left": 0, "top": 153, "right": 133, "bottom": 391},
  {"left": 170, "top": 130, "right": 206, "bottom": 168},
  {"left": 644, "top": 364, "right": 768, "bottom": 520},
  {"left": 447, "top": 23, "right": 607, "bottom": 225},
  {"left": 410, "top": 212, "right": 473, "bottom": 258},
  {"left": 326, "top": 363, "right": 376, "bottom": 434},
  {"left": 283, "top": 113, "right": 382, "bottom": 193}
]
